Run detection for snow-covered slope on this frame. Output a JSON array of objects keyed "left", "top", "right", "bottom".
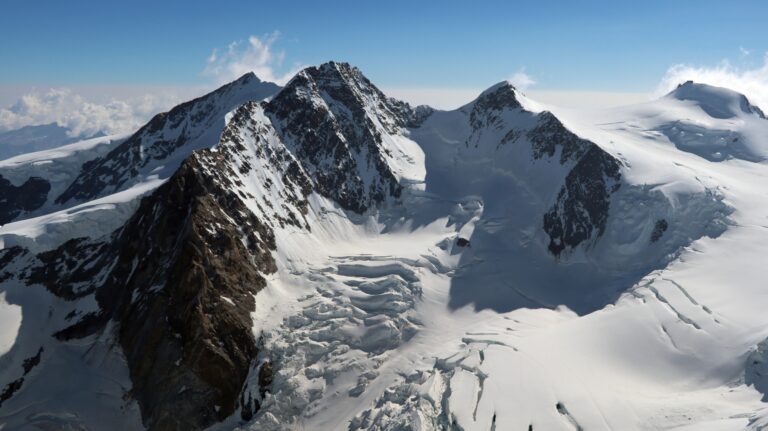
[
  {"left": 55, "top": 73, "right": 280, "bottom": 205},
  {"left": 0, "top": 123, "right": 102, "bottom": 161},
  {"left": 2, "top": 63, "right": 768, "bottom": 431},
  {"left": 0, "top": 73, "right": 280, "bottom": 252},
  {"left": 210, "top": 77, "right": 748, "bottom": 431},
  {"left": 0, "top": 134, "right": 124, "bottom": 224},
  {"left": 656, "top": 81, "right": 768, "bottom": 162}
]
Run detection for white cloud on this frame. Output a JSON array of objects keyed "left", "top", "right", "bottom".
[
  {"left": 656, "top": 54, "right": 768, "bottom": 111},
  {"left": 0, "top": 87, "right": 187, "bottom": 137},
  {"left": 741, "top": 46, "right": 751, "bottom": 57},
  {"left": 508, "top": 69, "right": 537, "bottom": 90},
  {"left": 203, "top": 32, "right": 302, "bottom": 85},
  {"left": 0, "top": 31, "right": 305, "bottom": 138}
]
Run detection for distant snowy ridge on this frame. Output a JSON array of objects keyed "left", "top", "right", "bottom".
[{"left": 0, "top": 123, "right": 103, "bottom": 161}]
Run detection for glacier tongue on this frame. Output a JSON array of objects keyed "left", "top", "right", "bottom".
[
  {"left": 225, "top": 167, "right": 760, "bottom": 431},
  {"left": 202, "top": 75, "right": 749, "bottom": 430},
  {"left": 230, "top": 80, "right": 768, "bottom": 431}
]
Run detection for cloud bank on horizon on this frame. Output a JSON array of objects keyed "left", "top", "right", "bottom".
[
  {"left": 0, "top": 33, "right": 302, "bottom": 137},
  {"left": 0, "top": 88, "right": 184, "bottom": 137},
  {"left": 2, "top": 34, "right": 768, "bottom": 137}
]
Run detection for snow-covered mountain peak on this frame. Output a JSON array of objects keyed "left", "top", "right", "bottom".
[
  {"left": 231, "top": 70, "right": 261, "bottom": 84},
  {"left": 451, "top": 80, "right": 526, "bottom": 143},
  {"left": 276, "top": 61, "right": 415, "bottom": 131},
  {"left": 258, "top": 62, "right": 428, "bottom": 212},
  {"left": 668, "top": 80, "right": 766, "bottom": 119},
  {"left": 480, "top": 79, "right": 518, "bottom": 96},
  {"left": 466, "top": 80, "right": 522, "bottom": 113},
  {"left": 51, "top": 72, "right": 280, "bottom": 206},
  {"left": 221, "top": 71, "right": 280, "bottom": 101},
  {"left": 290, "top": 61, "right": 369, "bottom": 90}
]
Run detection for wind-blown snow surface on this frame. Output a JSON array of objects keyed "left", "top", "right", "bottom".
[
  {"left": 209, "top": 81, "right": 768, "bottom": 430},
  {"left": 2, "top": 68, "right": 768, "bottom": 431}
]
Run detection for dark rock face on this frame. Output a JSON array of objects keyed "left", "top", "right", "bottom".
[
  {"left": 650, "top": 219, "right": 668, "bottom": 243},
  {"left": 22, "top": 348, "right": 43, "bottom": 374},
  {"left": 56, "top": 73, "right": 280, "bottom": 205},
  {"left": 218, "top": 101, "right": 313, "bottom": 229},
  {"left": 528, "top": 112, "right": 592, "bottom": 164},
  {"left": 0, "top": 175, "right": 50, "bottom": 224},
  {"left": 0, "top": 347, "right": 43, "bottom": 408},
  {"left": 399, "top": 104, "right": 434, "bottom": 128},
  {"left": 0, "top": 378, "right": 23, "bottom": 408},
  {"left": 464, "top": 82, "right": 522, "bottom": 147},
  {"left": 543, "top": 145, "right": 621, "bottom": 257},
  {"left": 481, "top": 108, "right": 625, "bottom": 257},
  {"left": 747, "top": 338, "right": 768, "bottom": 401},
  {"left": 101, "top": 154, "right": 275, "bottom": 430},
  {"left": 468, "top": 83, "right": 521, "bottom": 132},
  {"left": 28, "top": 147, "right": 279, "bottom": 430},
  {"left": 238, "top": 359, "right": 275, "bottom": 421},
  {"left": 28, "top": 237, "right": 105, "bottom": 300},
  {"left": 0, "top": 246, "right": 26, "bottom": 282},
  {"left": 265, "top": 61, "right": 412, "bottom": 213}
]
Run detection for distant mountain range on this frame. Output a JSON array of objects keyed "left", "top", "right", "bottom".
[{"left": 0, "top": 123, "right": 105, "bottom": 161}]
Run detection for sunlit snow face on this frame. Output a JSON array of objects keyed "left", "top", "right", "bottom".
[{"left": 0, "top": 292, "right": 21, "bottom": 357}]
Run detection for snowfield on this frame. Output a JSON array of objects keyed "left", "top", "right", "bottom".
[
  {"left": 2, "top": 67, "right": 768, "bottom": 431},
  {"left": 221, "top": 81, "right": 768, "bottom": 431}
]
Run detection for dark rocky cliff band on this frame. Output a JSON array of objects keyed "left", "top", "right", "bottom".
[{"left": 0, "top": 175, "right": 50, "bottom": 225}]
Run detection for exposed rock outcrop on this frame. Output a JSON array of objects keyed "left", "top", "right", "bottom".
[
  {"left": 265, "top": 61, "right": 414, "bottom": 212},
  {"left": 21, "top": 145, "right": 279, "bottom": 429},
  {"left": 56, "top": 73, "right": 280, "bottom": 205},
  {"left": 542, "top": 140, "right": 622, "bottom": 256},
  {"left": 0, "top": 175, "right": 50, "bottom": 224}
]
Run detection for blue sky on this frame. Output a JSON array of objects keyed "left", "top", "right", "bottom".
[
  {"left": 2, "top": 0, "right": 768, "bottom": 135},
  {"left": 1, "top": 0, "right": 767, "bottom": 91}
]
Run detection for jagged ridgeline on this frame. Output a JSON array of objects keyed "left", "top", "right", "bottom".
[
  {"left": 0, "top": 62, "right": 754, "bottom": 430},
  {"left": 0, "top": 62, "right": 434, "bottom": 429}
]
